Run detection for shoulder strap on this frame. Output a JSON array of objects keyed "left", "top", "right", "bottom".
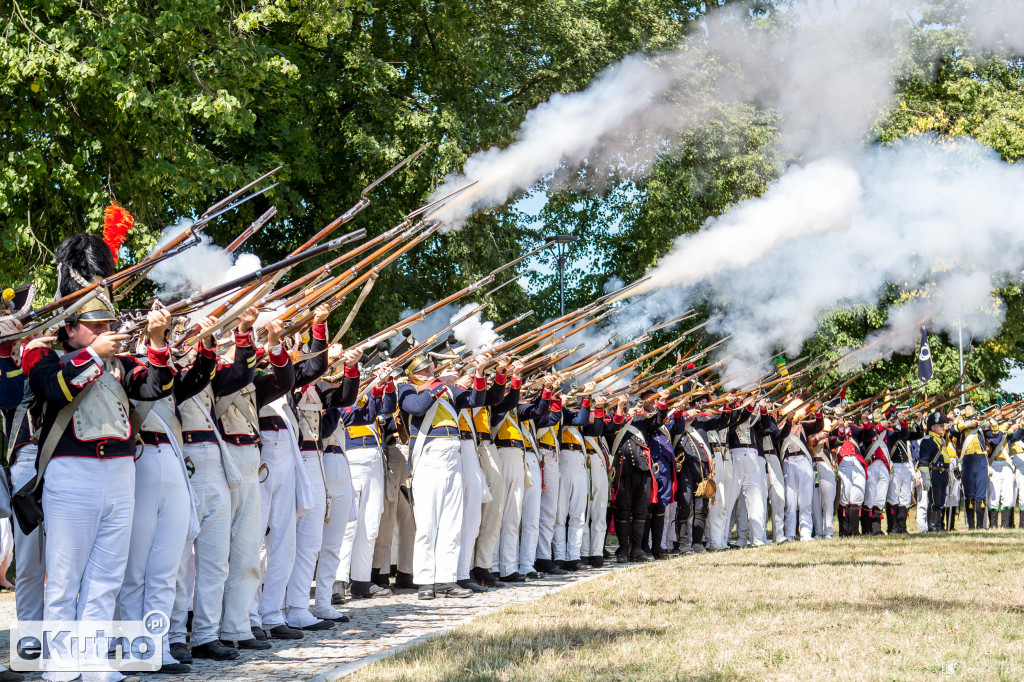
[
  {"left": 32, "top": 383, "right": 95, "bottom": 493},
  {"left": 409, "top": 399, "right": 443, "bottom": 471},
  {"left": 610, "top": 423, "right": 642, "bottom": 459},
  {"left": 150, "top": 399, "right": 185, "bottom": 450},
  {"left": 5, "top": 404, "right": 28, "bottom": 465}
]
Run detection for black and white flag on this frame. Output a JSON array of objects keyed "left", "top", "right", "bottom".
[{"left": 917, "top": 326, "right": 933, "bottom": 384}]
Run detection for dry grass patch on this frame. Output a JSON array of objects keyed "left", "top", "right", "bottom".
[{"left": 349, "top": 531, "right": 1024, "bottom": 681}]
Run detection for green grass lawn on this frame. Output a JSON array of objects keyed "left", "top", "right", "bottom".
[{"left": 350, "top": 530, "right": 1024, "bottom": 681}]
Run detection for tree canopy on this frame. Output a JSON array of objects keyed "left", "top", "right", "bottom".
[{"left": 3, "top": 0, "right": 1023, "bottom": 404}]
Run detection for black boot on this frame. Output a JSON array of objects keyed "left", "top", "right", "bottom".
[
  {"left": 614, "top": 514, "right": 631, "bottom": 561},
  {"left": 989, "top": 508, "right": 998, "bottom": 529},
  {"left": 691, "top": 507, "right": 708, "bottom": 551},
  {"left": 1019, "top": 509, "right": 1024, "bottom": 529},
  {"left": 895, "top": 505, "right": 908, "bottom": 534},
  {"left": 885, "top": 503, "right": 895, "bottom": 534},
  {"left": 1002, "top": 508, "right": 1013, "bottom": 528},
  {"left": 1010, "top": 508, "right": 1016, "bottom": 528},
  {"left": 927, "top": 508, "right": 938, "bottom": 532},
  {"left": 949, "top": 507, "right": 958, "bottom": 531},
  {"left": 843, "top": 501, "right": 860, "bottom": 532},
  {"left": 870, "top": 507, "right": 883, "bottom": 535},
  {"left": 650, "top": 506, "right": 666, "bottom": 559},
  {"left": 630, "top": 513, "right": 651, "bottom": 561},
  {"left": 965, "top": 501, "right": 976, "bottom": 529},
  {"left": 838, "top": 506, "right": 848, "bottom": 537},
  {"left": 860, "top": 506, "right": 872, "bottom": 535}
]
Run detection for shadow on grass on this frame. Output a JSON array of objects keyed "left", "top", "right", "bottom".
[
  {"left": 725, "top": 559, "right": 899, "bottom": 569},
  {"left": 379, "top": 622, "right": 669, "bottom": 681}
]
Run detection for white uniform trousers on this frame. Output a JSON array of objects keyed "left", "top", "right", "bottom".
[
  {"left": 249, "top": 431, "right": 296, "bottom": 628},
  {"left": 708, "top": 450, "right": 730, "bottom": 549},
  {"left": 412, "top": 437, "right": 464, "bottom": 585},
  {"left": 837, "top": 458, "right": 866, "bottom": 506},
  {"left": 865, "top": 460, "right": 891, "bottom": 510},
  {"left": 373, "top": 445, "right": 413, "bottom": 575},
  {"left": 171, "top": 442, "right": 230, "bottom": 647},
  {"left": 583, "top": 450, "right": 610, "bottom": 558},
  {"left": 916, "top": 475, "right": 928, "bottom": 531},
  {"left": 518, "top": 449, "right": 542, "bottom": 574},
  {"left": 457, "top": 439, "right": 485, "bottom": 580},
  {"left": 535, "top": 448, "right": 560, "bottom": 562},
  {"left": 887, "top": 462, "right": 916, "bottom": 507},
  {"left": 345, "top": 446, "right": 385, "bottom": 582},
  {"left": 554, "top": 450, "right": 588, "bottom": 561},
  {"left": 220, "top": 442, "right": 262, "bottom": 641},
  {"left": 782, "top": 454, "right": 814, "bottom": 541},
  {"left": 315, "top": 449, "right": 355, "bottom": 616},
  {"left": 285, "top": 450, "right": 327, "bottom": 627},
  {"left": 764, "top": 454, "right": 785, "bottom": 543},
  {"left": 990, "top": 460, "right": 1015, "bottom": 509},
  {"left": 474, "top": 441, "right": 504, "bottom": 570},
  {"left": 724, "top": 449, "right": 766, "bottom": 548},
  {"left": 11, "top": 445, "right": 44, "bottom": 622},
  {"left": 120, "top": 443, "right": 190, "bottom": 665},
  {"left": 948, "top": 468, "right": 961, "bottom": 508},
  {"left": 42, "top": 456, "right": 135, "bottom": 682},
  {"left": 496, "top": 446, "right": 526, "bottom": 576},
  {"left": 1014, "top": 456, "right": 1024, "bottom": 509}
]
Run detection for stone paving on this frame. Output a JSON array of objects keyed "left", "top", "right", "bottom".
[{"left": 0, "top": 561, "right": 629, "bottom": 681}]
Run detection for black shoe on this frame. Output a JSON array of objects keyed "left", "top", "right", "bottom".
[
  {"left": 538, "top": 559, "right": 567, "bottom": 575},
  {"left": 500, "top": 572, "right": 526, "bottom": 583},
  {"left": 191, "top": 641, "right": 240, "bottom": 661},
  {"left": 352, "top": 580, "right": 394, "bottom": 599},
  {"left": 268, "top": 624, "right": 304, "bottom": 640},
  {"left": 169, "top": 642, "right": 192, "bottom": 664},
  {"left": 418, "top": 586, "right": 435, "bottom": 600},
  {"left": 691, "top": 543, "right": 707, "bottom": 554},
  {"left": 457, "top": 578, "right": 489, "bottom": 593},
  {"left": 223, "top": 637, "right": 271, "bottom": 650},
  {"left": 471, "top": 568, "right": 506, "bottom": 588},
  {"left": 435, "top": 582, "right": 473, "bottom": 598},
  {"left": 251, "top": 626, "right": 267, "bottom": 641},
  {"left": 652, "top": 552, "right": 668, "bottom": 561},
  {"left": 298, "top": 620, "right": 335, "bottom": 631},
  {"left": 616, "top": 554, "right": 630, "bottom": 564},
  {"left": 315, "top": 611, "right": 350, "bottom": 623},
  {"left": 564, "top": 560, "right": 588, "bottom": 571},
  {"left": 526, "top": 571, "right": 539, "bottom": 580},
  {"left": 630, "top": 553, "right": 653, "bottom": 563},
  {"left": 155, "top": 663, "right": 191, "bottom": 674},
  {"left": 371, "top": 567, "right": 392, "bottom": 588},
  {"left": 395, "top": 571, "right": 416, "bottom": 589},
  {"left": 0, "top": 672, "right": 24, "bottom": 682},
  {"left": 588, "top": 556, "right": 605, "bottom": 568},
  {"left": 331, "top": 593, "right": 346, "bottom": 605}
]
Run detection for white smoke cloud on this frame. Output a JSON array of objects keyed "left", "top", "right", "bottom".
[{"left": 149, "top": 220, "right": 261, "bottom": 295}]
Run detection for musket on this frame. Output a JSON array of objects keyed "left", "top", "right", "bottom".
[
  {"left": 115, "top": 169, "right": 282, "bottom": 294},
  {"left": 123, "top": 228, "right": 367, "bottom": 336},
  {"left": 227, "top": 206, "right": 278, "bottom": 253},
  {"left": 493, "top": 310, "right": 534, "bottom": 334},
  {"left": 290, "top": 144, "right": 428, "bottom": 255}
]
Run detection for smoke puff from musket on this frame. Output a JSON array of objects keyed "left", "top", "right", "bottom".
[
  {"left": 690, "top": 139, "right": 1020, "bottom": 382},
  {"left": 149, "top": 220, "right": 261, "bottom": 295}
]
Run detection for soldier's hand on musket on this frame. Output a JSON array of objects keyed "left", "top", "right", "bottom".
[
  {"left": 327, "top": 343, "right": 345, "bottom": 365},
  {"left": 265, "top": 320, "right": 284, "bottom": 348},
  {"left": 0, "top": 317, "right": 23, "bottom": 338},
  {"left": 543, "top": 373, "right": 560, "bottom": 388},
  {"left": 238, "top": 306, "right": 259, "bottom": 334},
  {"left": 147, "top": 308, "right": 172, "bottom": 348},
  {"left": 593, "top": 395, "right": 606, "bottom": 410},
  {"left": 510, "top": 359, "right": 525, "bottom": 377},
  {"left": 495, "top": 354, "right": 511, "bottom": 373},
  {"left": 22, "top": 335, "right": 57, "bottom": 357},
  {"left": 373, "top": 364, "right": 392, "bottom": 382},
  {"left": 616, "top": 395, "right": 629, "bottom": 411},
  {"left": 473, "top": 352, "right": 492, "bottom": 375},
  {"left": 91, "top": 331, "right": 131, "bottom": 359},
  {"left": 658, "top": 388, "right": 670, "bottom": 402},
  {"left": 343, "top": 348, "right": 363, "bottom": 367},
  {"left": 313, "top": 304, "right": 331, "bottom": 325},
  {"left": 196, "top": 316, "right": 219, "bottom": 346},
  {"left": 582, "top": 381, "right": 597, "bottom": 395}
]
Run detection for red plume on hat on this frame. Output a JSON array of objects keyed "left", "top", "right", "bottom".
[{"left": 103, "top": 201, "right": 134, "bottom": 264}]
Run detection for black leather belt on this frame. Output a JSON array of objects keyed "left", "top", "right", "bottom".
[
  {"left": 141, "top": 431, "right": 171, "bottom": 445},
  {"left": 561, "top": 442, "right": 584, "bottom": 452},
  {"left": 258, "top": 416, "right": 289, "bottom": 431},
  {"left": 495, "top": 438, "right": 525, "bottom": 449},
  {"left": 299, "top": 439, "right": 322, "bottom": 452},
  {"left": 346, "top": 436, "right": 379, "bottom": 449},
  {"left": 224, "top": 434, "right": 260, "bottom": 446},
  {"left": 324, "top": 445, "right": 343, "bottom": 454},
  {"left": 183, "top": 431, "right": 219, "bottom": 444}
]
